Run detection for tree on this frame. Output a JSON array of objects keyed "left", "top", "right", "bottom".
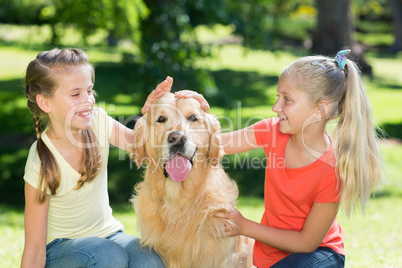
[
  {"left": 132, "top": 0, "right": 216, "bottom": 99},
  {"left": 0, "top": 0, "right": 45, "bottom": 25},
  {"left": 190, "top": 0, "right": 298, "bottom": 50},
  {"left": 390, "top": 0, "right": 402, "bottom": 52},
  {"left": 312, "top": 0, "right": 372, "bottom": 76},
  {"left": 39, "top": 0, "right": 148, "bottom": 45}
]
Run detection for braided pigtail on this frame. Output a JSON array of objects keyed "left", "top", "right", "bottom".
[{"left": 34, "top": 117, "right": 60, "bottom": 202}]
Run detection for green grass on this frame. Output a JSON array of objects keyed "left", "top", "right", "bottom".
[
  {"left": 338, "top": 197, "right": 402, "bottom": 267},
  {"left": 2, "top": 190, "right": 401, "bottom": 267},
  {"left": 0, "top": 206, "right": 24, "bottom": 267},
  {"left": 0, "top": 199, "right": 266, "bottom": 267},
  {"left": 2, "top": 146, "right": 401, "bottom": 267}
]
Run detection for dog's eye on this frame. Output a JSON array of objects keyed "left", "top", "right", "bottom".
[
  {"left": 156, "top": 115, "right": 166, "bottom": 123},
  {"left": 188, "top": 114, "right": 198, "bottom": 122}
]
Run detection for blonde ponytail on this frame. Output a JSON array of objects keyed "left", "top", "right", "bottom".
[
  {"left": 282, "top": 54, "right": 384, "bottom": 216},
  {"left": 334, "top": 59, "right": 383, "bottom": 216}
]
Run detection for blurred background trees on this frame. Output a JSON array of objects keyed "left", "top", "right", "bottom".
[
  {"left": 390, "top": 0, "right": 402, "bottom": 52},
  {"left": 6, "top": 0, "right": 148, "bottom": 45},
  {"left": 1, "top": 0, "right": 399, "bottom": 90},
  {"left": 313, "top": 0, "right": 373, "bottom": 75},
  {"left": 0, "top": 0, "right": 400, "bottom": 206}
]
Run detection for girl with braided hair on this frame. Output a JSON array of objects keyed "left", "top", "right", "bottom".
[{"left": 22, "top": 48, "right": 171, "bottom": 268}]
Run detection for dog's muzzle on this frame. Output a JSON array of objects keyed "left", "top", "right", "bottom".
[{"left": 163, "top": 131, "right": 196, "bottom": 181}]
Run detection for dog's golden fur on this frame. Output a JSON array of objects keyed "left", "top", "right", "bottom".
[{"left": 130, "top": 93, "right": 253, "bottom": 268}]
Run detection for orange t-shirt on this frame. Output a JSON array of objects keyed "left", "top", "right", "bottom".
[{"left": 252, "top": 118, "right": 344, "bottom": 267}]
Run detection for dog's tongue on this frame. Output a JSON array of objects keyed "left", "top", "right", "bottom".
[{"left": 165, "top": 155, "right": 192, "bottom": 182}]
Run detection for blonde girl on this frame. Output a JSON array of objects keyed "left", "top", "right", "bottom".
[
  {"left": 176, "top": 50, "right": 384, "bottom": 267},
  {"left": 21, "top": 48, "right": 172, "bottom": 268}
]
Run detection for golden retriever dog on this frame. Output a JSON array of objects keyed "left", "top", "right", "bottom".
[{"left": 130, "top": 93, "right": 253, "bottom": 268}]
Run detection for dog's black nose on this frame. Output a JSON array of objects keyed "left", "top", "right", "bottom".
[{"left": 168, "top": 131, "right": 187, "bottom": 146}]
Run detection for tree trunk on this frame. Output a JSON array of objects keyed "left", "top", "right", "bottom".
[
  {"left": 390, "top": 0, "right": 402, "bottom": 52},
  {"left": 312, "top": 0, "right": 372, "bottom": 76},
  {"left": 50, "top": 23, "right": 59, "bottom": 45}
]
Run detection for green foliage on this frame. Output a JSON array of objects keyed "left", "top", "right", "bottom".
[
  {"left": 0, "top": 0, "right": 148, "bottom": 45},
  {"left": 130, "top": 0, "right": 217, "bottom": 99},
  {"left": 352, "top": 0, "right": 392, "bottom": 20},
  {"left": 121, "top": 0, "right": 316, "bottom": 99},
  {"left": 0, "top": 148, "right": 28, "bottom": 205},
  {"left": 41, "top": 0, "right": 148, "bottom": 45},
  {"left": 0, "top": 0, "right": 48, "bottom": 24},
  {"left": 186, "top": 0, "right": 315, "bottom": 49}
]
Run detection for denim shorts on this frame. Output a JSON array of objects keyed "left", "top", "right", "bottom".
[
  {"left": 45, "top": 231, "right": 165, "bottom": 268},
  {"left": 270, "top": 247, "right": 345, "bottom": 268}
]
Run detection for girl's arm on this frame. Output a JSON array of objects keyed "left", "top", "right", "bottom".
[
  {"left": 21, "top": 183, "right": 49, "bottom": 268},
  {"left": 220, "top": 126, "right": 259, "bottom": 155},
  {"left": 219, "top": 202, "right": 339, "bottom": 253},
  {"left": 108, "top": 119, "right": 134, "bottom": 151},
  {"left": 109, "top": 76, "right": 173, "bottom": 150}
]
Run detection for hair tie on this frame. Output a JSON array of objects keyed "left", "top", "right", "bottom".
[
  {"left": 334, "top": 49, "right": 351, "bottom": 70},
  {"left": 311, "top": 60, "right": 326, "bottom": 70}
]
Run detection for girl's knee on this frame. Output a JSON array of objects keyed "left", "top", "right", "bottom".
[
  {"left": 107, "top": 233, "right": 165, "bottom": 268},
  {"left": 112, "top": 235, "right": 165, "bottom": 268},
  {"left": 88, "top": 238, "right": 129, "bottom": 267}
]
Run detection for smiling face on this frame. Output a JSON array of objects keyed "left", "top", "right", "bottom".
[
  {"left": 272, "top": 74, "right": 318, "bottom": 136},
  {"left": 46, "top": 65, "right": 95, "bottom": 136}
]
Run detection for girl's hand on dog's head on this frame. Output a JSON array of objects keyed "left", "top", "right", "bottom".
[
  {"left": 174, "top": 90, "right": 210, "bottom": 113},
  {"left": 141, "top": 76, "right": 174, "bottom": 114}
]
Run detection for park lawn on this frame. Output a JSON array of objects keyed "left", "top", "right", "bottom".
[
  {"left": 2, "top": 190, "right": 401, "bottom": 267},
  {"left": 2, "top": 143, "right": 402, "bottom": 267}
]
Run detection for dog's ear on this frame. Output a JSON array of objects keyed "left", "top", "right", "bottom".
[
  {"left": 207, "top": 114, "right": 223, "bottom": 166},
  {"left": 130, "top": 116, "right": 148, "bottom": 167}
]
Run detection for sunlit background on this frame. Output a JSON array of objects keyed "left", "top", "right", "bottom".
[{"left": 1, "top": 0, "right": 401, "bottom": 266}]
